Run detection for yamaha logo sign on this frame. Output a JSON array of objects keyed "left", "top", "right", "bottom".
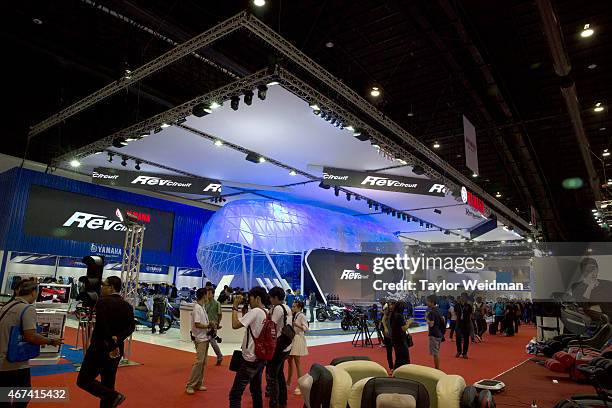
[
  {"left": 461, "top": 186, "right": 485, "bottom": 214},
  {"left": 322, "top": 167, "right": 447, "bottom": 197},
  {"left": 92, "top": 167, "right": 222, "bottom": 196}
]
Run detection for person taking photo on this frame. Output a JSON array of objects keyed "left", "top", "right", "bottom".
[
  {"left": 204, "top": 287, "right": 223, "bottom": 366},
  {"left": 228, "top": 287, "right": 268, "bottom": 408}
]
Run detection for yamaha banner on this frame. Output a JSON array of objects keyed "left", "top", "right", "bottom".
[
  {"left": 24, "top": 185, "right": 174, "bottom": 252},
  {"left": 92, "top": 167, "right": 222, "bottom": 196},
  {"left": 321, "top": 167, "right": 446, "bottom": 197}
]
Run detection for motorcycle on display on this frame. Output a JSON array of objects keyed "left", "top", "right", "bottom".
[
  {"left": 134, "top": 296, "right": 177, "bottom": 331},
  {"left": 315, "top": 303, "right": 344, "bottom": 322},
  {"left": 340, "top": 304, "right": 361, "bottom": 331}
]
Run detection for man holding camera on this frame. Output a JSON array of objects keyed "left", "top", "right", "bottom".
[
  {"left": 77, "top": 276, "right": 135, "bottom": 408},
  {"left": 1, "top": 279, "right": 63, "bottom": 408},
  {"left": 185, "top": 288, "right": 211, "bottom": 394},
  {"left": 229, "top": 287, "right": 268, "bottom": 408},
  {"left": 205, "top": 287, "right": 224, "bottom": 366}
]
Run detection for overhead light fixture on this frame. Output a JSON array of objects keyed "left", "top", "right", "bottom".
[
  {"left": 433, "top": 141, "right": 440, "bottom": 149},
  {"left": 253, "top": 0, "right": 266, "bottom": 6},
  {"left": 370, "top": 87, "right": 381, "bottom": 97},
  {"left": 289, "top": 170, "right": 297, "bottom": 176},
  {"left": 135, "top": 161, "right": 141, "bottom": 171},
  {"left": 191, "top": 103, "right": 212, "bottom": 118},
  {"left": 580, "top": 23, "right": 594, "bottom": 38},
  {"left": 368, "top": 200, "right": 373, "bottom": 209},
  {"left": 267, "top": 81, "right": 279, "bottom": 86},
  {"left": 309, "top": 104, "right": 320, "bottom": 111},
  {"left": 245, "top": 152, "right": 260, "bottom": 163},
  {"left": 433, "top": 208, "right": 442, "bottom": 214},
  {"left": 210, "top": 101, "right": 221, "bottom": 109},
  {"left": 258, "top": 156, "right": 266, "bottom": 163},
  {"left": 354, "top": 130, "right": 370, "bottom": 142},
  {"left": 243, "top": 90, "right": 254, "bottom": 106},
  {"left": 472, "top": 173, "right": 478, "bottom": 178},
  {"left": 495, "top": 192, "right": 502, "bottom": 198},
  {"left": 32, "top": 18, "right": 43, "bottom": 25},
  {"left": 230, "top": 96, "right": 240, "bottom": 111},
  {"left": 594, "top": 102, "right": 604, "bottom": 112},
  {"left": 325, "top": 41, "right": 334, "bottom": 48},
  {"left": 160, "top": 123, "right": 170, "bottom": 128},
  {"left": 318, "top": 182, "right": 330, "bottom": 190},
  {"left": 603, "top": 149, "right": 610, "bottom": 157},
  {"left": 334, "top": 187, "right": 339, "bottom": 197},
  {"left": 397, "top": 159, "right": 407, "bottom": 165},
  {"left": 444, "top": 230, "right": 451, "bottom": 235},
  {"left": 121, "top": 157, "right": 128, "bottom": 167},
  {"left": 594, "top": 212, "right": 600, "bottom": 217},
  {"left": 374, "top": 204, "right": 379, "bottom": 211},
  {"left": 592, "top": 209, "right": 598, "bottom": 212},
  {"left": 70, "top": 159, "right": 81, "bottom": 168},
  {"left": 112, "top": 137, "right": 128, "bottom": 148},
  {"left": 588, "top": 64, "right": 598, "bottom": 69},
  {"left": 141, "top": 132, "right": 149, "bottom": 138},
  {"left": 346, "top": 193, "right": 351, "bottom": 201},
  {"left": 345, "top": 125, "right": 355, "bottom": 132},
  {"left": 412, "top": 165, "right": 425, "bottom": 175},
  {"left": 94, "top": 151, "right": 103, "bottom": 155},
  {"left": 257, "top": 84, "right": 268, "bottom": 100},
  {"left": 372, "top": 144, "right": 380, "bottom": 149},
  {"left": 107, "top": 153, "right": 114, "bottom": 163},
  {"left": 527, "top": 237, "right": 533, "bottom": 243},
  {"left": 125, "top": 137, "right": 138, "bottom": 142},
  {"left": 214, "top": 140, "right": 223, "bottom": 147}
]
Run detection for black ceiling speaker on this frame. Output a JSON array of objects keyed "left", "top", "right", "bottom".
[
  {"left": 243, "top": 90, "right": 254, "bottom": 106},
  {"left": 112, "top": 138, "right": 128, "bottom": 148},
  {"left": 192, "top": 103, "right": 211, "bottom": 117}
]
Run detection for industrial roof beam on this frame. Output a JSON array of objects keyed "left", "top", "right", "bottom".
[
  {"left": 27, "top": 11, "right": 249, "bottom": 138},
  {"left": 535, "top": 0, "right": 602, "bottom": 203}
]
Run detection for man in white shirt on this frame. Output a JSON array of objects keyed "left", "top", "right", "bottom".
[
  {"left": 229, "top": 287, "right": 268, "bottom": 408},
  {"left": 185, "top": 288, "right": 211, "bottom": 395},
  {"left": 267, "top": 286, "right": 293, "bottom": 408}
]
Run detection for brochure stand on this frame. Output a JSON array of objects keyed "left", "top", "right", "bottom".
[{"left": 31, "top": 283, "right": 71, "bottom": 366}]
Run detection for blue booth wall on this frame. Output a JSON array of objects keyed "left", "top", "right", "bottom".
[{"left": 0, "top": 167, "right": 214, "bottom": 283}]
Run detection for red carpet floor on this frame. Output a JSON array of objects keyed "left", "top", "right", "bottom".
[
  {"left": 494, "top": 358, "right": 594, "bottom": 407},
  {"left": 34, "top": 325, "right": 539, "bottom": 407}
]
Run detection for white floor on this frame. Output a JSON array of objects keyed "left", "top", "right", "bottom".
[{"left": 65, "top": 318, "right": 428, "bottom": 357}]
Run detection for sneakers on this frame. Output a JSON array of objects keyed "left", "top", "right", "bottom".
[
  {"left": 185, "top": 387, "right": 195, "bottom": 395},
  {"left": 455, "top": 353, "right": 461, "bottom": 358},
  {"left": 198, "top": 386, "right": 207, "bottom": 391},
  {"left": 110, "top": 393, "right": 125, "bottom": 408},
  {"left": 294, "top": 387, "right": 301, "bottom": 396}
]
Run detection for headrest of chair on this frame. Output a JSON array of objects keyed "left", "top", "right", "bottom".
[
  {"left": 361, "top": 377, "right": 429, "bottom": 408},
  {"left": 437, "top": 375, "right": 466, "bottom": 408},
  {"left": 336, "top": 360, "right": 388, "bottom": 384},
  {"left": 308, "top": 364, "right": 333, "bottom": 408},
  {"left": 331, "top": 356, "right": 372, "bottom": 366},
  {"left": 393, "top": 364, "right": 446, "bottom": 382},
  {"left": 324, "top": 365, "right": 353, "bottom": 408},
  {"left": 376, "top": 393, "right": 416, "bottom": 408}
]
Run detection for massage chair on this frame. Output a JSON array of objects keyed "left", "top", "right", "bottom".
[{"left": 552, "top": 357, "right": 612, "bottom": 407}]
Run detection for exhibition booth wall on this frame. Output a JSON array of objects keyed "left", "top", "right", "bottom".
[{"left": 0, "top": 167, "right": 214, "bottom": 292}]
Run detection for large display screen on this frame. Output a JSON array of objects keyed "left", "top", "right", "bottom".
[{"left": 24, "top": 185, "right": 174, "bottom": 252}]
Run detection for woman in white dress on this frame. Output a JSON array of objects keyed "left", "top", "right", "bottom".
[{"left": 287, "top": 300, "right": 309, "bottom": 395}]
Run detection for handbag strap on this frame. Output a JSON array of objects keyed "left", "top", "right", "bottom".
[
  {"left": 0, "top": 301, "right": 24, "bottom": 324},
  {"left": 273, "top": 304, "right": 288, "bottom": 327}
]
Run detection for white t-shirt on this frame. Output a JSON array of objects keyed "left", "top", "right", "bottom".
[
  {"left": 271, "top": 304, "right": 293, "bottom": 352},
  {"left": 239, "top": 308, "right": 267, "bottom": 362},
  {"left": 191, "top": 303, "right": 210, "bottom": 342},
  {"left": 292, "top": 312, "right": 308, "bottom": 334}
]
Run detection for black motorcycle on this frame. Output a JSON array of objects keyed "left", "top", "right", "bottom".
[
  {"left": 340, "top": 305, "right": 361, "bottom": 331},
  {"left": 316, "top": 304, "right": 340, "bottom": 322}
]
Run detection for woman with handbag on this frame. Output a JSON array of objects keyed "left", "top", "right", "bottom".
[
  {"left": 390, "top": 301, "right": 413, "bottom": 369},
  {"left": 0, "top": 279, "right": 63, "bottom": 407},
  {"left": 287, "top": 300, "right": 309, "bottom": 395}
]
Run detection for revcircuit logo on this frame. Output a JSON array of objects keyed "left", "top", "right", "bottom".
[
  {"left": 361, "top": 176, "right": 417, "bottom": 189},
  {"left": 63, "top": 212, "right": 127, "bottom": 232},
  {"left": 131, "top": 175, "right": 192, "bottom": 188},
  {"left": 340, "top": 270, "right": 370, "bottom": 280},
  {"left": 322, "top": 172, "right": 349, "bottom": 181},
  {"left": 92, "top": 171, "right": 119, "bottom": 180}
]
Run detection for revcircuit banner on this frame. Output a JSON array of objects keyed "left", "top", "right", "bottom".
[
  {"left": 92, "top": 167, "right": 222, "bottom": 196},
  {"left": 321, "top": 167, "right": 446, "bottom": 197},
  {"left": 24, "top": 185, "right": 174, "bottom": 251}
]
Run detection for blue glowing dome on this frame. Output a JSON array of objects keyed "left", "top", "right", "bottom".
[{"left": 197, "top": 199, "right": 400, "bottom": 254}]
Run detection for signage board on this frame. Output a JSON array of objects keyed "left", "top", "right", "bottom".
[
  {"left": 24, "top": 185, "right": 174, "bottom": 252},
  {"left": 463, "top": 115, "right": 478, "bottom": 175},
  {"left": 321, "top": 167, "right": 447, "bottom": 197},
  {"left": 92, "top": 167, "right": 222, "bottom": 196},
  {"left": 461, "top": 186, "right": 485, "bottom": 214}
]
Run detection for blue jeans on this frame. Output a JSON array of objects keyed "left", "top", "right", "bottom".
[{"left": 229, "top": 359, "right": 265, "bottom": 408}]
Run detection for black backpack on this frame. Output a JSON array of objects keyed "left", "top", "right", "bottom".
[{"left": 274, "top": 304, "right": 295, "bottom": 351}]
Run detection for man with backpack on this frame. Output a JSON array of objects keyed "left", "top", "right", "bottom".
[
  {"left": 229, "top": 286, "right": 270, "bottom": 408},
  {"left": 267, "top": 287, "right": 293, "bottom": 408}
]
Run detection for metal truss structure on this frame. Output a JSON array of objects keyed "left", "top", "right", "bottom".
[
  {"left": 120, "top": 223, "right": 145, "bottom": 306},
  {"left": 36, "top": 11, "right": 535, "bottom": 234}
]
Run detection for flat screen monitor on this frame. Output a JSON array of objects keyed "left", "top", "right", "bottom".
[{"left": 37, "top": 284, "right": 71, "bottom": 304}]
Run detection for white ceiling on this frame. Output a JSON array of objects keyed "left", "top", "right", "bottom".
[{"left": 74, "top": 84, "right": 521, "bottom": 243}]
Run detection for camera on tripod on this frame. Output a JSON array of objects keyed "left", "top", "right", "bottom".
[{"left": 77, "top": 255, "right": 105, "bottom": 308}]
